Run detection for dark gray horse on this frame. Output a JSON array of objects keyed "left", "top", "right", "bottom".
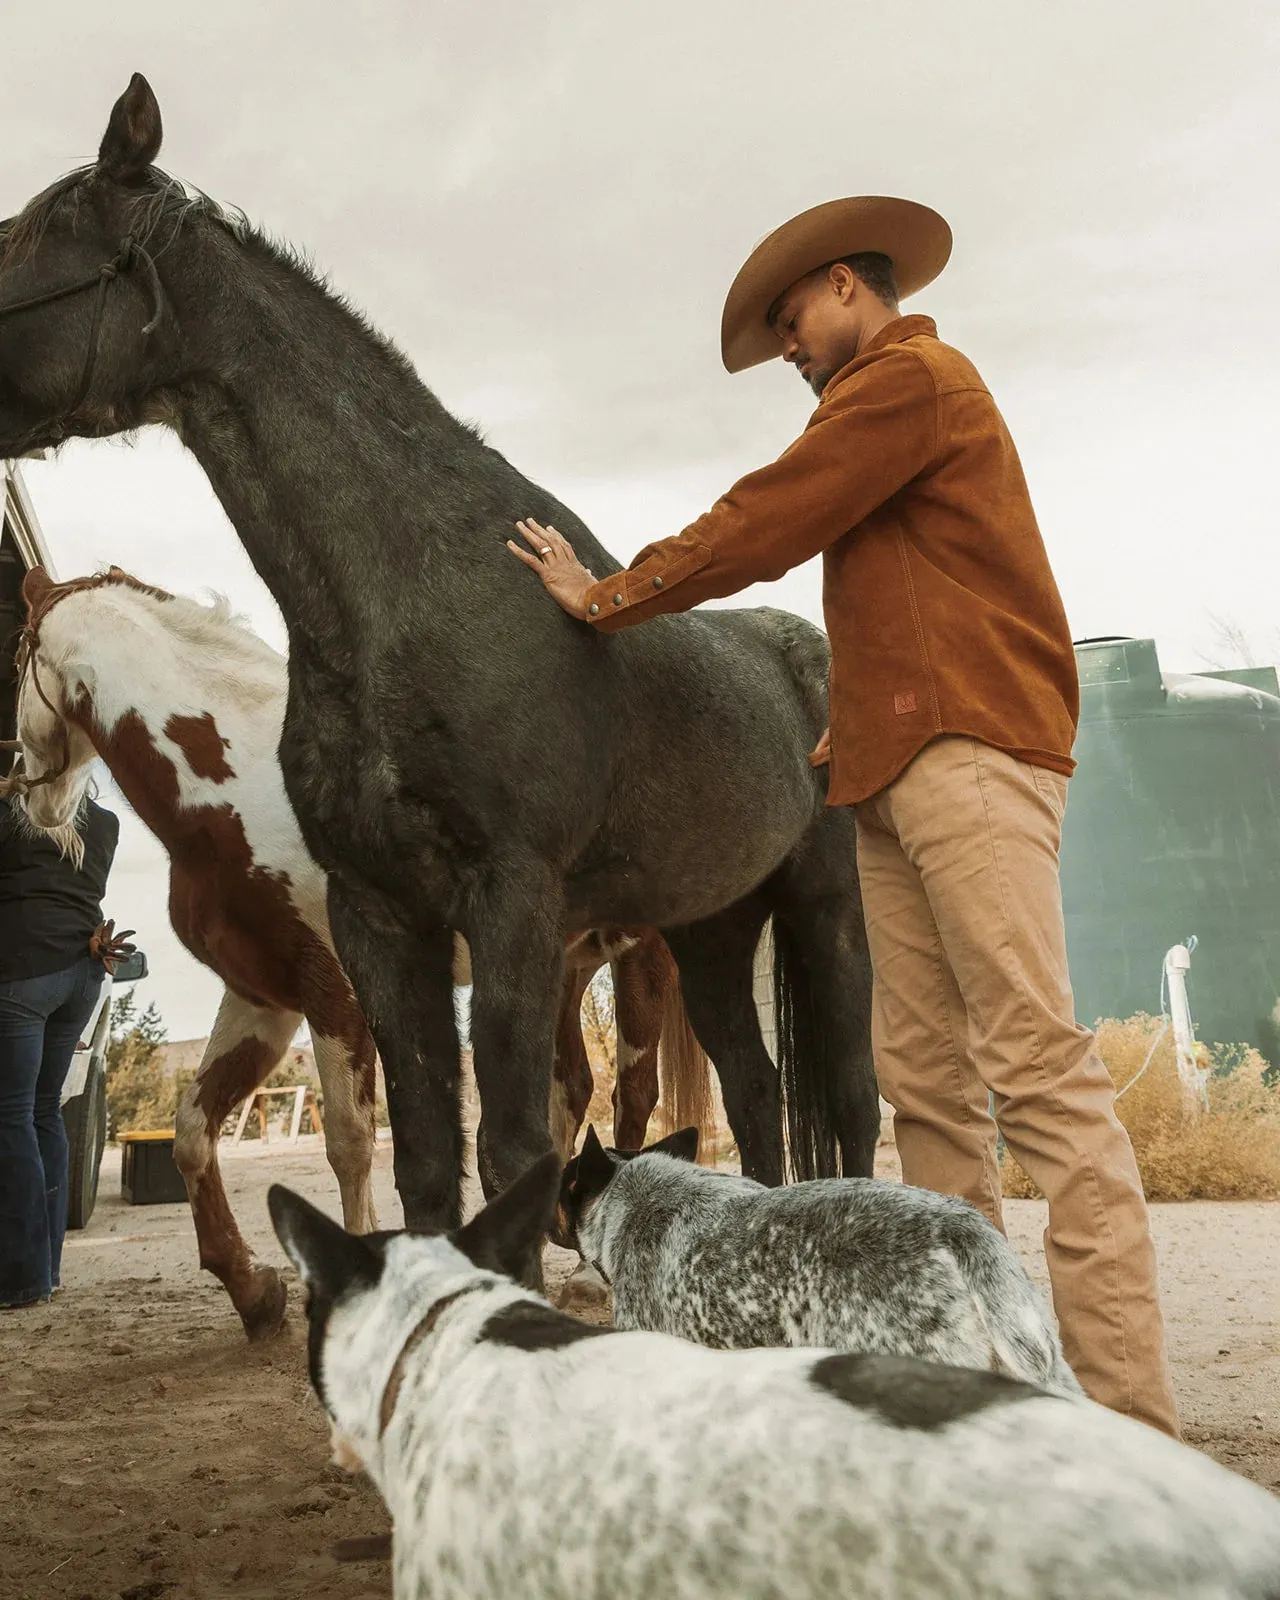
[{"left": 0, "top": 76, "right": 878, "bottom": 1284}]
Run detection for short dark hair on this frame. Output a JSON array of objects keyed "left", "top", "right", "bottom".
[{"left": 830, "top": 251, "right": 899, "bottom": 307}]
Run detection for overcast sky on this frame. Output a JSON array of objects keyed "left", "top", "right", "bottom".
[{"left": 4, "top": 0, "right": 1278, "bottom": 1039}]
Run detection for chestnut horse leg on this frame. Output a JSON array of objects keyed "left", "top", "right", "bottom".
[
  {"left": 173, "top": 990, "right": 301, "bottom": 1338},
  {"left": 551, "top": 962, "right": 597, "bottom": 1161},
  {"left": 611, "top": 932, "right": 673, "bottom": 1150},
  {"left": 297, "top": 940, "right": 380, "bottom": 1233},
  {"left": 308, "top": 1023, "right": 379, "bottom": 1233}
]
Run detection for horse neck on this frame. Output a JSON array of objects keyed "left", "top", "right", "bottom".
[{"left": 160, "top": 225, "right": 617, "bottom": 661}]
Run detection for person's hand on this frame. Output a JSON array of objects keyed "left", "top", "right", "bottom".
[
  {"left": 808, "top": 728, "right": 831, "bottom": 768},
  {"left": 89, "top": 918, "right": 136, "bottom": 977},
  {"left": 508, "top": 519, "right": 598, "bottom": 619}
]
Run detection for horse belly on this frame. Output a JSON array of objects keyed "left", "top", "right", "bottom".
[
  {"left": 567, "top": 754, "right": 819, "bottom": 927},
  {"left": 169, "top": 872, "right": 307, "bottom": 1015}
]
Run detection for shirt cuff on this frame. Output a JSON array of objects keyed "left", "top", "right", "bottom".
[{"left": 583, "top": 538, "right": 713, "bottom": 629}]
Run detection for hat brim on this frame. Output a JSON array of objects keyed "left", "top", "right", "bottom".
[{"left": 720, "top": 195, "right": 953, "bottom": 374}]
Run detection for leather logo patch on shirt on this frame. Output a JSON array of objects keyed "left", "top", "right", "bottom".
[{"left": 894, "top": 691, "right": 918, "bottom": 715}]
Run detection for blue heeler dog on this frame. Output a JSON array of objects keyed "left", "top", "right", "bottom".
[
  {"left": 555, "top": 1125, "right": 1082, "bottom": 1392},
  {"left": 269, "top": 1160, "right": 1280, "bottom": 1599}
]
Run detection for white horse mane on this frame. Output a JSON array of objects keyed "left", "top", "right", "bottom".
[
  {"left": 153, "top": 590, "right": 280, "bottom": 667},
  {"left": 42, "top": 574, "right": 285, "bottom": 688},
  {"left": 12, "top": 790, "right": 91, "bottom": 869}
]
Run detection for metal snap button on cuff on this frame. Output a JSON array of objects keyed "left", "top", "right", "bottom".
[
  {"left": 587, "top": 603, "right": 599, "bottom": 616},
  {"left": 652, "top": 576, "right": 664, "bottom": 590},
  {"left": 612, "top": 593, "right": 624, "bottom": 606}
]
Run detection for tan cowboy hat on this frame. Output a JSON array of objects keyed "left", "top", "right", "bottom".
[{"left": 720, "top": 195, "right": 952, "bottom": 373}]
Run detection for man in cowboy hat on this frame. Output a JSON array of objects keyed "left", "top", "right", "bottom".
[{"left": 508, "top": 195, "right": 1178, "bottom": 1437}]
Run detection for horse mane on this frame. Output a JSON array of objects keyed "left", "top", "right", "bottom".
[
  {"left": 1, "top": 164, "right": 439, "bottom": 422},
  {"left": 132, "top": 586, "right": 282, "bottom": 671},
  {"left": 2, "top": 164, "right": 248, "bottom": 269},
  {"left": 39, "top": 567, "right": 283, "bottom": 680}
]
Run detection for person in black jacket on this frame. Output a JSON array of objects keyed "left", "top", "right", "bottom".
[{"left": 0, "top": 793, "right": 133, "bottom": 1308}]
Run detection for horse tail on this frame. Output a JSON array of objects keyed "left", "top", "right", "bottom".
[
  {"left": 769, "top": 915, "right": 843, "bottom": 1182},
  {"left": 656, "top": 967, "right": 719, "bottom": 1165}
]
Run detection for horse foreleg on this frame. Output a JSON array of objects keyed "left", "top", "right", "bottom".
[
  {"left": 328, "top": 880, "right": 463, "bottom": 1232},
  {"left": 173, "top": 991, "right": 301, "bottom": 1339},
  {"left": 611, "top": 934, "right": 672, "bottom": 1150},
  {"left": 552, "top": 964, "right": 595, "bottom": 1162},
  {"left": 468, "top": 873, "right": 565, "bottom": 1287}
]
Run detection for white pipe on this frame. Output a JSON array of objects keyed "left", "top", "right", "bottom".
[{"left": 1163, "top": 942, "right": 1208, "bottom": 1112}]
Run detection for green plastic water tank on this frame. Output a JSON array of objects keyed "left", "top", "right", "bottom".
[{"left": 1060, "top": 637, "right": 1280, "bottom": 1058}]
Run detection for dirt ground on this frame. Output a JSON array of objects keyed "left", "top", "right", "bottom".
[{"left": 1, "top": 1133, "right": 1276, "bottom": 1600}]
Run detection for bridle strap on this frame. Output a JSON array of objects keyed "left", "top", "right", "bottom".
[
  {"left": 0, "top": 237, "right": 169, "bottom": 794},
  {"left": 0, "top": 234, "right": 167, "bottom": 425},
  {"left": 0, "top": 590, "right": 85, "bottom": 797}
]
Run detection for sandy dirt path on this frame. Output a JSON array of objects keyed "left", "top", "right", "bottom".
[{"left": 1, "top": 1134, "right": 1275, "bottom": 1600}]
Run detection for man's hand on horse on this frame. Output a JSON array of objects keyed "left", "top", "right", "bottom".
[
  {"left": 89, "top": 918, "right": 136, "bottom": 976},
  {"left": 808, "top": 728, "right": 831, "bottom": 768},
  {"left": 508, "top": 519, "right": 597, "bottom": 619}
]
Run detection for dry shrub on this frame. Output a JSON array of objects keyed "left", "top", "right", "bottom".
[
  {"left": 1001, "top": 1014, "right": 1280, "bottom": 1202},
  {"left": 106, "top": 1031, "right": 172, "bottom": 1134}
]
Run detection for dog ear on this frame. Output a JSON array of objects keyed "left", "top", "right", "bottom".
[
  {"left": 452, "top": 1152, "right": 562, "bottom": 1279},
  {"left": 550, "top": 1149, "right": 580, "bottom": 1249},
  {"left": 644, "top": 1126, "right": 700, "bottom": 1164},
  {"left": 577, "top": 1123, "right": 623, "bottom": 1185},
  {"left": 268, "top": 1185, "right": 381, "bottom": 1304}
]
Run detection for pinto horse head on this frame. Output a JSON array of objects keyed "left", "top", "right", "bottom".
[{"left": 7, "top": 569, "right": 100, "bottom": 848}]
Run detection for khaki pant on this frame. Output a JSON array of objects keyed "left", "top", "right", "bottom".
[{"left": 854, "top": 736, "right": 1179, "bottom": 1437}]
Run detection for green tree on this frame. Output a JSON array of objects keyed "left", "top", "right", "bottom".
[{"left": 105, "top": 995, "right": 171, "bottom": 1135}]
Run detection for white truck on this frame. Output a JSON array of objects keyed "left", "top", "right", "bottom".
[{"left": 59, "top": 947, "right": 148, "bottom": 1228}]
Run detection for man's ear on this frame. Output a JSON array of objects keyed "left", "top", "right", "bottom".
[{"left": 452, "top": 1152, "right": 562, "bottom": 1279}]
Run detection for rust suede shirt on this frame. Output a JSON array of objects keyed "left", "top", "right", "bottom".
[{"left": 583, "top": 315, "right": 1080, "bottom": 805}]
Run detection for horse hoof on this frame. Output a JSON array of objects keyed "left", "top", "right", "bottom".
[
  {"left": 555, "top": 1262, "right": 609, "bottom": 1314},
  {"left": 239, "top": 1266, "right": 288, "bottom": 1341}
]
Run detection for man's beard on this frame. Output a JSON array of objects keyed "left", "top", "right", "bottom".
[{"left": 800, "top": 363, "right": 834, "bottom": 399}]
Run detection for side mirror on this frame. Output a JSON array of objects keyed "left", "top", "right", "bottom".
[{"left": 111, "top": 949, "right": 148, "bottom": 984}]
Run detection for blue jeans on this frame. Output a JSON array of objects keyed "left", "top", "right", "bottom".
[{"left": 0, "top": 957, "right": 106, "bottom": 1305}]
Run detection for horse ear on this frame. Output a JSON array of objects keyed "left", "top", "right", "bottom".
[
  {"left": 452, "top": 1152, "right": 562, "bottom": 1280},
  {"left": 21, "top": 567, "right": 55, "bottom": 616},
  {"left": 646, "top": 1126, "right": 700, "bottom": 1165},
  {"left": 268, "top": 1184, "right": 381, "bottom": 1305},
  {"left": 98, "top": 73, "right": 164, "bottom": 184}
]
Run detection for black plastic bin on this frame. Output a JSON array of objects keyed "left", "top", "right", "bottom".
[{"left": 119, "top": 1130, "right": 188, "bottom": 1205}]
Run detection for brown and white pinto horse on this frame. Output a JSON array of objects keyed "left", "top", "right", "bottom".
[
  {"left": 9, "top": 566, "right": 378, "bottom": 1338},
  {"left": 554, "top": 928, "right": 716, "bottom": 1162},
  {"left": 8, "top": 567, "right": 714, "bottom": 1335}
]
